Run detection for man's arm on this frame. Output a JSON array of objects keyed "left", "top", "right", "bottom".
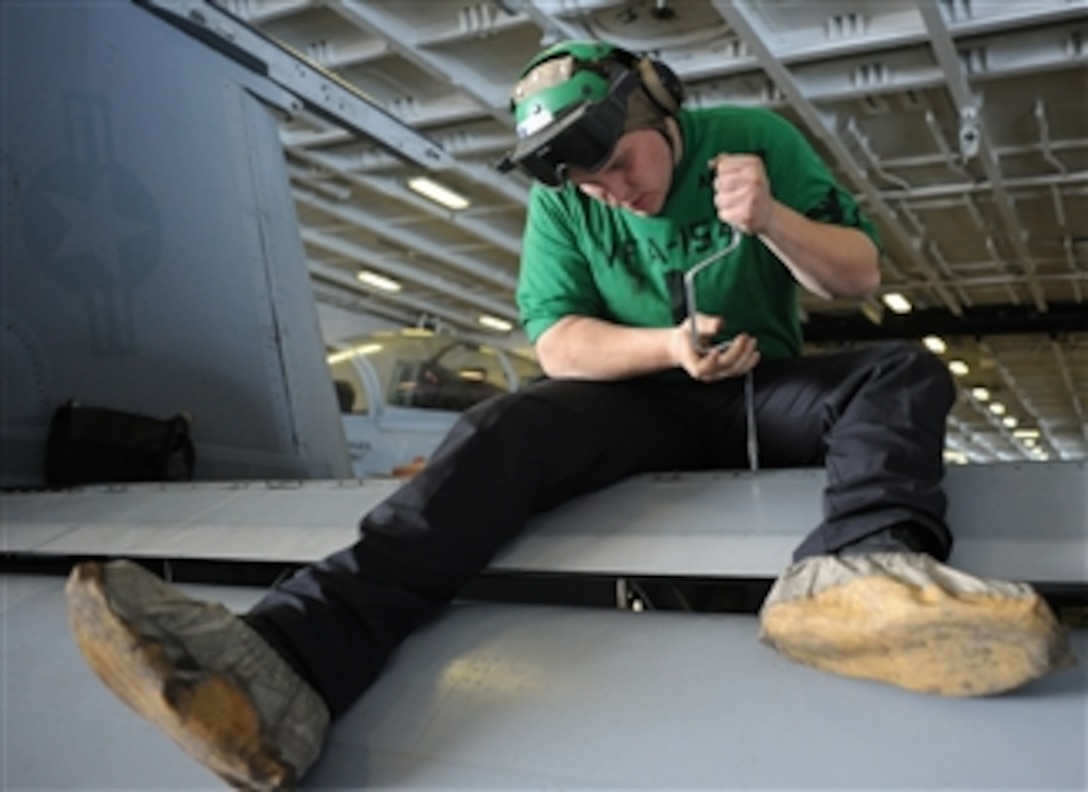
[
  {"left": 535, "top": 314, "right": 761, "bottom": 382},
  {"left": 759, "top": 202, "right": 880, "bottom": 300},
  {"left": 711, "top": 154, "right": 880, "bottom": 300}
]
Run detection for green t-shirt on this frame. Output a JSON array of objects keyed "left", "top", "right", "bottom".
[{"left": 516, "top": 106, "right": 881, "bottom": 360}]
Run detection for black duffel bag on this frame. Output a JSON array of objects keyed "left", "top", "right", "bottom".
[{"left": 44, "top": 401, "right": 196, "bottom": 487}]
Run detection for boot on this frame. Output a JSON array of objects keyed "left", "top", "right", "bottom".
[
  {"left": 66, "top": 560, "right": 329, "bottom": 790},
  {"left": 759, "top": 551, "right": 1076, "bottom": 696}
]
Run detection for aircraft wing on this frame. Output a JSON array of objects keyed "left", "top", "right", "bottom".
[{"left": 3, "top": 463, "right": 1085, "bottom": 788}]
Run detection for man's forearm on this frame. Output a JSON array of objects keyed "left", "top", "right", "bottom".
[
  {"left": 534, "top": 316, "right": 677, "bottom": 380},
  {"left": 759, "top": 202, "right": 881, "bottom": 300}
]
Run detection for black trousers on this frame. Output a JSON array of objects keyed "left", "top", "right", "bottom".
[{"left": 247, "top": 341, "right": 955, "bottom": 717}]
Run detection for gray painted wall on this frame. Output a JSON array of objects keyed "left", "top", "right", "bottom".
[{"left": 1, "top": 0, "right": 351, "bottom": 484}]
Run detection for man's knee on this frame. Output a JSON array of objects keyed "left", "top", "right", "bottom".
[{"left": 876, "top": 340, "right": 956, "bottom": 404}]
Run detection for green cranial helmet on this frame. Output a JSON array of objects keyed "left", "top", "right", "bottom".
[
  {"left": 510, "top": 41, "right": 621, "bottom": 137},
  {"left": 499, "top": 40, "right": 681, "bottom": 187}
]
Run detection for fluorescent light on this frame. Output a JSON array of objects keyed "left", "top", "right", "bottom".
[
  {"left": 948, "top": 360, "right": 969, "bottom": 376},
  {"left": 407, "top": 176, "right": 470, "bottom": 210},
  {"left": 326, "top": 343, "right": 383, "bottom": 364},
  {"left": 1013, "top": 428, "right": 1041, "bottom": 439},
  {"left": 478, "top": 315, "right": 513, "bottom": 332},
  {"left": 971, "top": 387, "right": 990, "bottom": 401},
  {"left": 943, "top": 450, "right": 968, "bottom": 465},
  {"left": 988, "top": 402, "right": 1006, "bottom": 416},
  {"left": 881, "top": 292, "right": 912, "bottom": 314},
  {"left": 356, "top": 270, "right": 401, "bottom": 292},
  {"left": 922, "top": 335, "right": 947, "bottom": 354},
  {"left": 1002, "top": 416, "right": 1018, "bottom": 428}
]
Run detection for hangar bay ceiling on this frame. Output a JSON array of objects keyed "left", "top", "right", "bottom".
[{"left": 172, "top": 0, "right": 1087, "bottom": 463}]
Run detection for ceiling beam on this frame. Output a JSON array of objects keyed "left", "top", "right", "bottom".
[
  {"left": 977, "top": 339, "right": 1059, "bottom": 460},
  {"left": 300, "top": 223, "right": 519, "bottom": 321},
  {"left": 136, "top": 0, "right": 453, "bottom": 169},
  {"left": 708, "top": 0, "right": 965, "bottom": 316},
  {"left": 916, "top": 0, "right": 1049, "bottom": 312},
  {"left": 327, "top": 0, "right": 510, "bottom": 118},
  {"left": 1048, "top": 337, "right": 1088, "bottom": 445},
  {"left": 288, "top": 146, "right": 525, "bottom": 256},
  {"left": 309, "top": 260, "right": 492, "bottom": 332},
  {"left": 294, "top": 189, "right": 518, "bottom": 293}
]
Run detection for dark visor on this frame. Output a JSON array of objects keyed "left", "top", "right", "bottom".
[{"left": 499, "top": 70, "right": 640, "bottom": 187}]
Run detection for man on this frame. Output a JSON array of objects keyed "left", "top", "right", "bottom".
[{"left": 66, "top": 40, "right": 1074, "bottom": 789}]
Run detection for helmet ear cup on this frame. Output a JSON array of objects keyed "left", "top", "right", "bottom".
[{"left": 636, "top": 57, "right": 684, "bottom": 115}]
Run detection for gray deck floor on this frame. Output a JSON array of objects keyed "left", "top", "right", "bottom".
[{"left": 3, "top": 573, "right": 1085, "bottom": 790}]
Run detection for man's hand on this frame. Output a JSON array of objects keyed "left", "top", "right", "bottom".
[
  {"left": 670, "top": 313, "right": 760, "bottom": 383},
  {"left": 709, "top": 152, "right": 881, "bottom": 300},
  {"left": 710, "top": 154, "right": 776, "bottom": 235}
]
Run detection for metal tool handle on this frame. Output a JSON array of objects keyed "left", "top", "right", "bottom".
[
  {"left": 682, "top": 229, "right": 742, "bottom": 353},
  {"left": 680, "top": 227, "right": 758, "bottom": 470},
  {"left": 745, "top": 369, "right": 758, "bottom": 471}
]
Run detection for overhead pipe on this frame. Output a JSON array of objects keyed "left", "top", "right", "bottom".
[
  {"left": 845, "top": 118, "right": 914, "bottom": 191},
  {"left": 1036, "top": 101, "right": 1070, "bottom": 175},
  {"left": 916, "top": 0, "right": 1048, "bottom": 312}
]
